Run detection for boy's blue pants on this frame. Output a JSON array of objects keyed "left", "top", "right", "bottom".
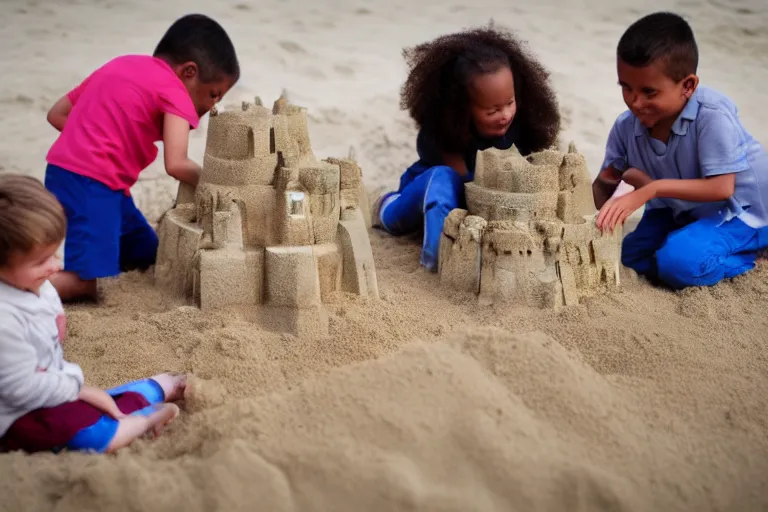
[
  {"left": 378, "top": 162, "right": 472, "bottom": 271},
  {"left": 623, "top": 208, "right": 768, "bottom": 289},
  {"left": 45, "top": 164, "right": 158, "bottom": 280}
]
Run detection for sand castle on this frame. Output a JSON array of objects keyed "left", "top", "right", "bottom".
[
  {"left": 154, "top": 96, "right": 378, "bottom": 335},
  {"left": 438, "top": 143, "right": 622, "bottom": 308}
]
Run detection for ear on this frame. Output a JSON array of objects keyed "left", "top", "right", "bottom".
[
  {"left": 681, "top": 74, "right": 699, "bottom": 99},
  {"left": 177, "top": 61, "right": 198, "bottom": 81}
]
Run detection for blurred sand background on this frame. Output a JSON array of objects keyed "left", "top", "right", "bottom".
[{"left": 1, "top": 0, "right": 768, "bottom": 510}]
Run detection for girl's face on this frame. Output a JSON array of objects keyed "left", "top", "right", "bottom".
[{"left": 469, "top": 66, "right": 516, "bottom": 139}]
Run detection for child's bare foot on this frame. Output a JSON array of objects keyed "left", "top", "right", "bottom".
[
  {"left": 148, "top": 403, "right": 180, "bottom": 438},
  {"left": 105, "top": 403, "right": 180, "bottom": 453},
  {"left": 371, "top": 190, "right": 397, "bottom": 229},
  {"left": 151, "top": 372, "right": 187, "bottom": 402}
]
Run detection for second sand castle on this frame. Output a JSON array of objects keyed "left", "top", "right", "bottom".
[
  {"left": 439, "top": 143, "right": 622, "bottom": 308},
  {"left": 154, "top": 96, "right": 379, "bottom": 335}
]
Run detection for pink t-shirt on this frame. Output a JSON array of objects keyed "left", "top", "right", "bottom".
[{"left": 46, "top": 55, "right": 200, "bottom": 192}]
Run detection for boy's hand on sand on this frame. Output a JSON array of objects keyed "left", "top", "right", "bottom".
[{"left": 596, "top": 188, "right": 650, "bottom": 233}]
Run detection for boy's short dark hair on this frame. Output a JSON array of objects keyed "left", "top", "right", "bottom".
[
  {"left": 0, "top": 174, "right": 66, "bottom": 267},
  {"left": 153, "top": 14, "right": 240, "bottom": 83},
  {"left": 617, "top": 11, "right": 698, "bottom": 82}
]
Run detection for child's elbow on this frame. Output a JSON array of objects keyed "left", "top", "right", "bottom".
[
  {"left": 164, "top": 154, "right": 186, "bottom": 177},
  {"left": 164, "top": 161, "right": 180, "bottom": 178},
  {"left": 714, "top": 174, "right": 736, "bottom": 200},
  {"left": 720, "top": 183, "right": 736, "bottom": 200},
  {"left": 46, "top": 109, "right": 62, "bottom": 130},
  {"left": 164, "top": 158, "right": 201, "bottom": 187}
]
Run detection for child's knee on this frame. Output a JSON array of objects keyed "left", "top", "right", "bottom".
[
  {"left": 654, "top": 246, "right": 699, "bottom": 288},
  {"left": 655, "top": 235, "right": 736, "bottom": 289},
  {"left": 619, "top": 232, "right": 647, "bottom": 270},
  {"left": 430, "top": 165, "right": 463, "bottom": 187},
  {"left": 424, "top": 165, "right": 463, "bottom": 211},
  {"left": 119, "top": 227, "right": 158, "bottom": 271}
]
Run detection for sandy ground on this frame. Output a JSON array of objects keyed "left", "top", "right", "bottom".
[{"left": 1, "top": 0, "right": 768, "bottom": 510}]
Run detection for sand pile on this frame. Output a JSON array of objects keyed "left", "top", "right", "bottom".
[
  {"left": 3, "top": 322, "right": 768, "bottom": 512},
  {"left": 2, "top": 255, "right": 768, "bottom": 511}
]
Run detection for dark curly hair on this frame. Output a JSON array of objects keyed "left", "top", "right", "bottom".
[{"left": 400, "top": 24, "right": 560, "bottom": 156}]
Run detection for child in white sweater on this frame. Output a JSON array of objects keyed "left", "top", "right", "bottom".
[{"left": 0, "top": 174, "right": 185, "bottom": 454}]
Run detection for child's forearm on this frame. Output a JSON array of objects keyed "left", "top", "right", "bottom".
[
  {"left": 166, "top": 159, "right": 202, "bottom": 187},
  {"left": 592, "top": 167, "right": 621, "bottom": 209},
  {"left": 621, "top": 168, "right": 653, "bottom": 189},
  {"left": 78, "top": 385, "right": 125, "bottom": 419},
  {"left": 592, "top": 180, "right": 615, "bottom": 209},
  {"left": 645, "top": 173, "right": 736, "bottom": 203}
]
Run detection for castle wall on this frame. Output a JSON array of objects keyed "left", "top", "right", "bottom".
[
  {"left": 195, "top": 248, "right": 263, "bottom": 310},
  {"left": 154, "top": 96, "right": 380, "bottom": 336},
  {"left": 439, "top": 143, "right": 622, "bottom": 309},
  {"left": 465, "top": 183, "right": 559, "bottom": 222},
  {"left": 153, "top": 205, "right": 202, "bottom": 298}
]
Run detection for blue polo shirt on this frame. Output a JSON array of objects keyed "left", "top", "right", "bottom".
[{"left": 601, "top": 85, "right": 768, "bottom": 228}]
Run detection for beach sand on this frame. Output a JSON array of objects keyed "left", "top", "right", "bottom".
[{"left": 1, "top": 0, "right": 768, "bottom": 510}]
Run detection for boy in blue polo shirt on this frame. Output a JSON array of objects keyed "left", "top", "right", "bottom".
[{"left": 592, "top": 11, "right": 768, "bottom": 289}]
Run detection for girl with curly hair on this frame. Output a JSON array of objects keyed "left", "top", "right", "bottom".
[{"left": 372, "top": 25, "right": 561, "bottom": 271}]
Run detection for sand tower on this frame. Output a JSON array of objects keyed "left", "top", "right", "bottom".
[
  {"left": 154, "top": 96, "right": 378, "bottom": 335},
  {"left": 438, "top": 143, "right": 622, "bottom": 308}
]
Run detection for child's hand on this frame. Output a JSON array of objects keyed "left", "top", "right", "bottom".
[
  {"left": 596, "top": 188, "right": 651, "bottom": 233},
  {"left": 79, "top": 385, "right": 125, "bottom": 420}
]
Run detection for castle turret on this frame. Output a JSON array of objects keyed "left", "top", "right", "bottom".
[{"left": 154, "top": 96, "right": 379, "bottom": 336}]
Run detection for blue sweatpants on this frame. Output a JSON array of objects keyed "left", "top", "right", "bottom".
[
  {"left": 44, "top": 164, "right": 158, "bottom": 280},
  {"left": 65, "top": 378, "right": 166, "bottom": 453},
  {"left": 622, "top": 208, "right": 768, "bottom": 289},
  {"left": 379, "top": 162, "right": 472, "bottom": 271}
]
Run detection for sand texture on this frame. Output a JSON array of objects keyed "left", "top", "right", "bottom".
[{"left": 2, "top": 0, "right": 768, "bottom": 510}]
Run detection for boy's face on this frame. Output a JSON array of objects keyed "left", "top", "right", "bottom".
[
  {"left": 178, "top": 62, "right": 237, "bottom": 117},
  {"left": 0, "top": 243, "right": 62, "bottom": 294},
  {"left": 617, "top": 58, "right": 697, "bottom": 133},
  {"left": 469, "top": 66, "right": 517, "bottom": 139},
  {"left": 187, "top": 76, "right": 237, "bottom": 118}
]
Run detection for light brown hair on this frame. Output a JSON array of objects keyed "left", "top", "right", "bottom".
[{"left": 0, "top": 174, "right": 66, "bottom": 266}]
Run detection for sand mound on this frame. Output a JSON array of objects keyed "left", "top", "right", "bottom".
[{"left": 4, "top": 326, "right": 768, "bottom": 512}]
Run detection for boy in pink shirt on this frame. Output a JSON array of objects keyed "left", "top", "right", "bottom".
[{"left": 44, "top": 14, "right": 240, "bottom": 302}]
